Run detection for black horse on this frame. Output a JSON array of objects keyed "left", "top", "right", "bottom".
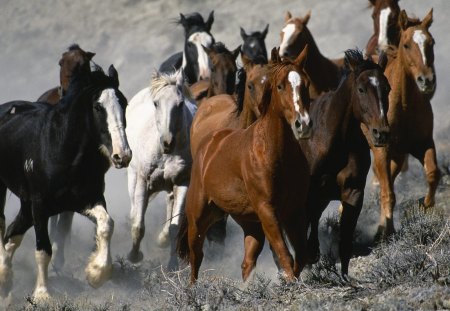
[
  {"left": 159, "top": 11, "right": 215, "bottom": 84},
  {"left": 0, "top": 65, "right": 131, "bottom": 299},
  {"left": 240, "top": 24, "right": 269, "bottom": 64}
]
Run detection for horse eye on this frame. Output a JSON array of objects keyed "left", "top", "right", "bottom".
[
  {"left": 403, "top": 44, "right": 409, "bottom": 49},
  {"left": 277, "top": 84, "right": 283, "bottom": 91},
  {"left": 247, "top": 83, "right": 254, "bottom": 91},
  {"left": 154, "top": 101, "right": 159, "bottom": 107},
  {"left": 358, "top": 87, "right": 365, "bottom": 94}
]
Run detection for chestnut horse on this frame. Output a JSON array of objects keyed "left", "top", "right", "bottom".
[
  {"left": 279, "top": 11, "right": 343, "bottom": 99},
  {"left": 363, "top": 9, "right": 439, "bottom": 240},
  {"left": 190, "top": 42, "right": 240, "bottom": 104},
  {"left": 302, "top": 50, "right": 390, "bottom": 277},
  {"left": 178, "top": 48, "right": 311, "bottom": 283}
]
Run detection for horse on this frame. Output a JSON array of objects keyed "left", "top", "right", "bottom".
[
  {"left": 189, "top": 42, "right": 240, "bottom": 104},
  {"left": 0, "top": 65, "right": 131, "bottom": 299},
  {"left": 159, "top": 11, "right": 215, "bottom": 85},
  {"left": 363, "top": 9, "right": 439, "bottom": 240},
  {"left": 365, "top": 0, "right": 401, "bottom": 56},
  {"left": 240, "top": 24, "right": 269, "bottom": 64},
  {"left": 279, "top": 11, "right": 343, "bottom": 99},
  {"left": 301, "top": 49, "right": 390, "bottom": 277},
  {"left": 178, "top": 47, "right": 312, "bottom": 283},
  {"left": 126, "top": 69, "right": 196, "bottom": 271},
  {"left": 38, "top": 44, "right": 95, "bottom": 104},
  {"left": 35, "top": 44, "right": 96, "bottom": 271}
]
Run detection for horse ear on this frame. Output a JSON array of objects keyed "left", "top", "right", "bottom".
[
  {"left": 240, "top": 27, "right": 248, "bottom": 40},
  {"left": 202, "top": 44, "right": 213, "bottom": 56},
  {"left": 108, "top": 65, "right": 119, "bottom": 87},
  {"left": 368, "top": 0, "right": 376, "bottom": 6},
  {"left": 285, "top": 11, "right": 292, "bottom": 22},
  {"left": 422, "top": 8, "right": 433, "bottom": 29},
  {"left": 378, "top": 51, "right": 388, "bottom": 72},
  {"left": 206, "top": 10, "right": 214, "bottom": 31},
  {"left": 270, "top": 47, "right": 280, "bottom": 64},
  {"left": 86, "top": 52, "right": 96, "bottom": 61},
  {"left": 232, "top": 45, "right": 241, "bottom": 60},
  {"left": 398, "top": 10, "right": 409, "bottom": 30},
  {"left": 302, "top": 10, "right": 311, "bottom": 25},
  {"left": 294, "top": 44, "right": 308, "bottom": 69},
  {"left": 179, "top": 13, "right": 188, "bottom": 28},
  {"left": 262, "top": 24, "right": 269, "bottom": 39}
]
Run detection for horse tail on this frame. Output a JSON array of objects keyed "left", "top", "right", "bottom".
[{"left": 176, "top": 212, "right": 190, "bottom": 262}]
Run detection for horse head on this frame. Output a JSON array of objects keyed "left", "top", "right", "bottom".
[
  {"left": 76, "top": 65, "right": 131, "bottom": 168},
  {"left": 398, "top": 9, "right": 435, "bottom": 95},
  {"left": 150, "top": 69, "right": 190, "bottom": 153},
  {"left": 178, "top": 11, "right": 215, "bottom": 83},
  {"left": 369, "top": 0, "right": 401, "bottom": 50},
  {"left": 264, "top": 46, "right": 311, "bottom": 140},
  {"left": 240, "top": 24, "right": 269, "bottom": 64},
  {"left": 59, "top": 44, "right": 95, "bottom": 93},
  {"left": 279, "top": 11, "right": 311, "bottom": 59},
  {"left": 345, "top": 50, "right": 390, "bottom": 147},
  {"left": 203, "top": 42, "right": 240, "bottom": 95}
]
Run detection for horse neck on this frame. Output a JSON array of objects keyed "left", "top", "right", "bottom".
[{"left": 238, "top": 94, "right": 258, "bottom": 128}]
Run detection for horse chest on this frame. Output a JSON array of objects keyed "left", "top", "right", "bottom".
[{"left": 146, "top": 155, "right": 189, "bottom": 190}]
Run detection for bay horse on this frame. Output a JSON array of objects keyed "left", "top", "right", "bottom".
[
  {"left": 36, "top": 44, "right": 96, "bottom": 271},
  {"left": 189, "top": 42, "right": 240, "bottom": 104},
  {"left": 0, "top": 65, "right": 131, "bottom": 299},
  {"left": 365, "top": 0, "right": 401, "bottom": 56},
  {"left": 364, "top": 9, "right": 439, "bottom": 240},
  {"left": 126, "top": 69, "right": 197, "bottom": 271},
  {"left": 302, "top": 49, "right": 390, "bottom": 277},
  {"left": 178, "top": 48, "right": 312, "bottom": 283},
  {"left": 279, "top": 11, "right": 343, "bottom": 99},
  {"left": 159, "top": 11, "right": 215, "bottom": 85},
  {"left": 38, "top": 44, "right": 95, "bottom": 104},
  {"left": 240, "top": 24, "right": 269, "bottom": 64}
]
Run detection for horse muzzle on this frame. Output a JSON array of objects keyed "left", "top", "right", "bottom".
[
  {"left": 112, "top": 149, "right": 132, "bottom": 168},
  {"left": 372, "top": 127, "right": 390, "bottom": 147},
  {"left": 416, "top": 75, "right": 436, "bottom": 95}
]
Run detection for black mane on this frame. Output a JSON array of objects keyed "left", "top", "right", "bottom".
[
  {"left": 235, "top": 67, "right": 246, "bottom": 115},
  {"left": 344, "top": 49, "right": 381, "bottom": 76}
]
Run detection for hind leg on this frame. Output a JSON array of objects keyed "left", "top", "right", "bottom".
[
  {"left": 128, "top": 169, "right": 150, "bottom": 263},
  {"left": 284, "top": 209, "right": 308, "bottom": 278},
  {"left": 82, "top": 199, "right": 114, "bottom": 288},
  {"left": 234, "top": 221, "right": 265, "bottom": 281},
  {"left": 306, "top": 198, "right": 329, "bottom": 265},
  {"left": 50, "top": 212, "right": 74, "bottom": 270}
]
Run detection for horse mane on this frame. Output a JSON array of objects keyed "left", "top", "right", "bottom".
[
  {"left": 67, "top": 43, "right": 82, "bottom": 51},
  {"left": 150, "top": 71, "right": 193, "bottom": 102},
  {"left": 210, "top": 42, "right": 228, "bottom": 54},
  {"left": 344, "top": 49, "right": 381, "bottom": 77},
  {"left": 175, "top": 12, "right": 206, "bottom": 28},
  {"left": 235, "top": 67, "right": 246, "bottom": 115}
]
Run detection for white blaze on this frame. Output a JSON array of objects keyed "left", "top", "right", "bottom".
[
  {"left": 369, "top": 76, "right": 385, "bottom": 118},
  {"left": 187, "top": 32, "right": 213, "bottom": 80},
  {"left": 413, "top": 30, "right": 427, "bottom": 65},
  {"left": 378, "top": 7, "right": 392, "bottom": 48},
  {"left": 279, "top": 23, "right": 296, "bottom": 57},
  {"left": 288, "top": 71, "right": 310, "bottom": 125}
]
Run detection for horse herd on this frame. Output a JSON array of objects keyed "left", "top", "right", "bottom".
[{"left": 0, "top": 0, "right": 439, "bottom": 300}]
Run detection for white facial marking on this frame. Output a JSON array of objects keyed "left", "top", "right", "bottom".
[
  {"left": 24, "top": 158, "right": 33, "bottom": 173},
  {"left": 261, "top": 75, "right": 267, "bottom": 85},
  {"left": 413, "top": 30, "right": 427, "bottom": 65},
  {"left": 288, "top": 71, "right": 310, "bottom": 127},
  {"left": 378, "top": 7, "right": 392, "bottom": 48},
  {"left": 10, "top": 107, "right": 15, "bottom": 114},
  {"left": 279, "top": 23, "right": 296, "bottom": 56},
  {"left": 187, "top": 32, "right": 213, "bottom": 80},
  {"left": 369, "top": 76, "right": 385, "bottom": 118}
]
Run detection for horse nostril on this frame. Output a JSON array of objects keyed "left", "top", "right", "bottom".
[
  {"left": 295, "top": 119, "right": 301, "bottom": 129},
  {"left": 112, "top": 154, "right": 121, "bottom": 162},
  {"left": 372, "top": 128, "right": 379, "bottom": 138},
  {"left": 417, "top": 76, "right": 424, "bottom": 83}
]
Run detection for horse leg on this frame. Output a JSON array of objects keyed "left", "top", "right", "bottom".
[
  {"left": 256, "top": 202, "right": 295, "bottom": 281},
  {"left": 157, "top": 191, "right": 174, "bottom": 248},
  {"left": 412, "top": 143, "right": 441, "bottom": 207},
  {"left": 372, "top": 147, "right": 396, "bottom": 240},
  {"left": 235, "top": 221, "right": 265, "bottom": 281},
  {"left": 128, "top": 170, "right": 149, "bottom": 263},
  {"left": 166, "top": 184, "right": 188, "bottom": 271},
  {"left": 51, "top": 211, "right": 74, "bottom": 270},
  {"left": 284, "top": 209, "right": 308, "bottom": 278},
  {"left": 306, "top": 195, "right": 329, "bottom": 265},
  {"left": 81, "top": 200, "right": 114, "bottom": 288}
]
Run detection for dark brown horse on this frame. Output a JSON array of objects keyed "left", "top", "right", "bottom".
[
  {"left": 178, "top": 48, "right": 312, "bottom": 283},
  {"left": 364, "top": 9, "right": 439, "bottom": 240},
  {"left": 279, "top": 11, "right": 343, "bottom": 99},
  {"left": 302, "top": 50, "right": 390, "bottom": 277},
  {"left": 190, "top": 42, "right": 240, "bottom": 104},
  {"left": 38, "top": 44, "right": 95, "bottom": 104}
]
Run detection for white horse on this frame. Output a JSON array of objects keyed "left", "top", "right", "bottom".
[{"left": 126, "top": 69, "right": 196, "bottom": 270}]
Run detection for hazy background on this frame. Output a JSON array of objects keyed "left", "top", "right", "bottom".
[{"left": 0, "top": 0, "right": 448, "bottom": 304}]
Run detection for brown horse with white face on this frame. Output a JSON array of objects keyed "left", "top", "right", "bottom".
[
  {"left": 178, "top": 48, "right": 312, "bottom": 283},
  {"left": 279, "top": 11, "right": 343, "bottom": 99},
  {"left": 363, "top": 9, "right": 439, "bottom": 240}
]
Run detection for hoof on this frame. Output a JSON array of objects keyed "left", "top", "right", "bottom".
[
  {"left": 85, "top": 263, "right": 112, "bottom": 288},
  {"left": 127, "top": 250, "right": 144, "bottom": 263},
  {"left": 167, "top": 257, "right": 179, "bottom": 272},
  {"left": 157, "top": 231, "right": 170, "bottom": 248},
  {"left": 33, "top": 287, "right": 51, "bottom": 301}
]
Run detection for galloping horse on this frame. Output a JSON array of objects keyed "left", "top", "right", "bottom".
[
  {"left": 178, "top": 48, "right": 312, "bottom": 283},
  {"left": 38, "top": 44, "right": 95, "bottom": 104},
  {"left": 302, "top": 50, "right": 390, "bottom": 277},
  {"left": 37, "top": 44, "right": 96, "bottom": 270},
  {"left": 240, "top": 24, "right": 269, "bottom": 64},
  {"left": 0, "top": 65, "right": 131, "bottom": 299},
  {"left": 159, "top": 11, "right": 215, "bottom": 84},
  {"left": 365, "top": 0, "right": 401, "bottom": 55},
  {"left": 364, "top": 9, "right": 439, "bottom": 240},
  {"left": 126, "top": 69, "right": 196, "bottom": 271},
  {"left": 279, "top": 11, "right": 343, "bottom": 99},
  {"left": 189, "top": 42, "right": 240, "bottom": 103}
]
